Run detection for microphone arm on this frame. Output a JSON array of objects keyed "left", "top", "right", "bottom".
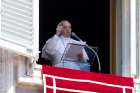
[
  {"left": 71, "top": 32, "right": 82, "bottom": 41},
  {"left": 71, "top": 32, "right": 101, "bottom": 72},
  {"left": 86, "top": 45, "right": 101, "bottom": 72}
]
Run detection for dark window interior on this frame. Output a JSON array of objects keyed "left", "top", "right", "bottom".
[{"left": 39, "top": 0, "right": 110, "bottom": 73}]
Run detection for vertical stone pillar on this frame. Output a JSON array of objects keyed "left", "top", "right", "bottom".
[{"left": 0, "top": 48, "right": 15, "bottom": 93}]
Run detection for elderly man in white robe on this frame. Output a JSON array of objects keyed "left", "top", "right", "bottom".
[{"left": 41, "top": 20, "right": 90, "bottom": 71}]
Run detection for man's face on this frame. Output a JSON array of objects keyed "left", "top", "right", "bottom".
[{"left": 61, "top": 21, "right": 72, "bottom": 37}]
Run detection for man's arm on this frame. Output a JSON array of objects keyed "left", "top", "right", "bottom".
[
  {"left": 41, "top": 35, "right": 59, "bottom": 60},
  {"left": 41, "top": 22, "right": 63, "bottom": 60}
]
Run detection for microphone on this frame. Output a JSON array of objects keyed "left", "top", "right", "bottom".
[{"left": 71, "top": 32, "right": 82, "bottom": 41}]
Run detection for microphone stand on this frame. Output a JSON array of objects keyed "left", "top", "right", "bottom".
[{"left": 85, "top": 45, "right": 101, "bottom": 72}]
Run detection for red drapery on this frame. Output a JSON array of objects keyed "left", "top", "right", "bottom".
[{"left": 42, "top": 65, "right": 134, "bottom": 93}]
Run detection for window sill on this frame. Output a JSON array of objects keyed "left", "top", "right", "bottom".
[{"left": 17, "top": 76, "right": 42, "bottom": 89}]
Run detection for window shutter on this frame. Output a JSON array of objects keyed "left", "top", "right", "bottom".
[{"left": 0, "top": 0, "right": 39, "bottom": 58}]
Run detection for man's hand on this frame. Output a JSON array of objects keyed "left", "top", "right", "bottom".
[{"left": 56, "top": 25, "right": 63, "bottom": 36}]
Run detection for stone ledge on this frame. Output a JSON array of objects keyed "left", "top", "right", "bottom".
[
  {"left": 134, "top": 79, "right": 140, "bottom": 93},
  {"left": 134, "top": 79, "right": 140, "bottom": 83},
  {"left": 17, "top": 76, "right": 42, "bottom": 89}
]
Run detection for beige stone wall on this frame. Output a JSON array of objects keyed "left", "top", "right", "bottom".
[
  {"left": 0, "top": 48, "right": 15, "bottom": 93},
  {"left": 16, "top": 87, "right": 42, "bottom": 93},
  {"left": 0, "top": 48, "right": 42, "bottom": 93}
]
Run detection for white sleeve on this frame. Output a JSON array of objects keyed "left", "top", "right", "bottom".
[{"left": 41, "top": 35, "right": 59, "bottom": 60}]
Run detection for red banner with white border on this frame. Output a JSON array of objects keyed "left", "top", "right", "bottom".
[{"left": 42, "top": 65, "right": 134, "bottom": 93}]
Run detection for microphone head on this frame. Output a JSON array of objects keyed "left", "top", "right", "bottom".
[
  {"left": 71, "top": 32, "right": 81, "bottom": 41},
  {"left": 71, "top": 32, "right": 76, "bottom": 36}
]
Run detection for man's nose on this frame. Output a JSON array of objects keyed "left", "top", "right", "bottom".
[{"left": 67, "top": 30, "right": 71, "bottom": 33}]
